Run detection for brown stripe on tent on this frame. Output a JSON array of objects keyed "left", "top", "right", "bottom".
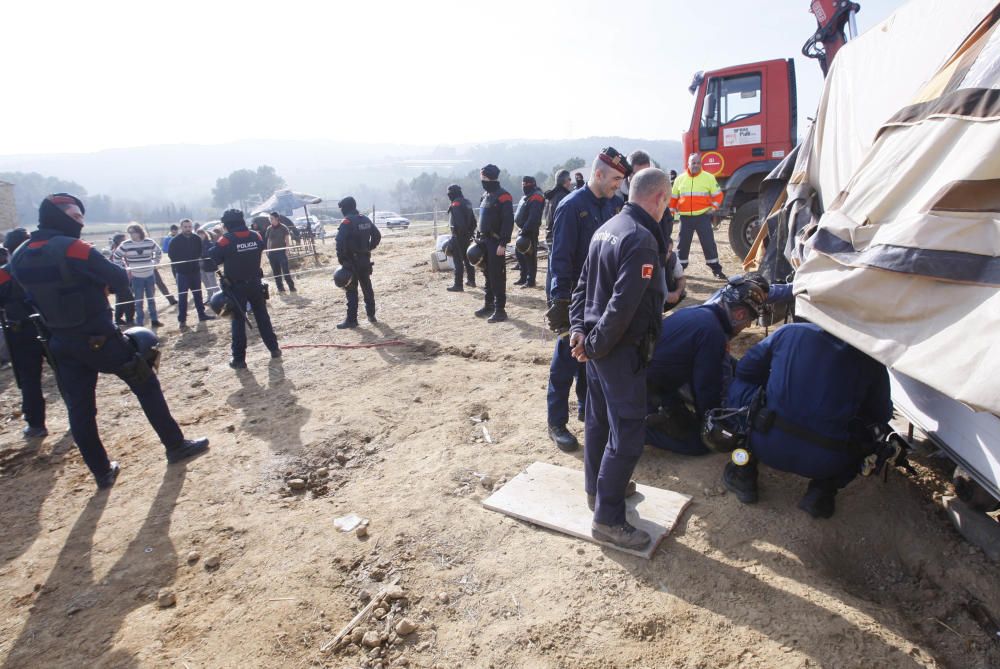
[
  {"left": 923, "top": 179, "right": 1000, "bottom": 213},
  {"left": 879, "top": 88, "right": 1000, "bottom": 138},
  {"left": 909, "top": 5, "right": 1000, "bottom": 104},
  {"left": 811, "top": 227, "right": 1000, "bottom": 287}
]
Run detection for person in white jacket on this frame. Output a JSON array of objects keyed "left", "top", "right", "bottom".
[{"left": 113, "top": 223, "right": 164, "bottom": 327}]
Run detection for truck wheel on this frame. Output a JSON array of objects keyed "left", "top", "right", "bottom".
[{"left": 728, "top": 200, "right": 761, "bottom": 260}]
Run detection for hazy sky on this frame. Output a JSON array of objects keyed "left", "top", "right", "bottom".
[{"left": 2, "top": 0, "right": 907, "bottom": 156}]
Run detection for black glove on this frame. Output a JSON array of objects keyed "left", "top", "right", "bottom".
[{"left": 545, "top": 299, "right": 571, "bottom": 334}]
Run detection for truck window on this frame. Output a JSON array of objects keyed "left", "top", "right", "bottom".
[
  {"left": 699, "top": 78, "right": 721, "bottom": 150},
  {"left": 720, "top": 73, "right": 761, "bottom": 125}
]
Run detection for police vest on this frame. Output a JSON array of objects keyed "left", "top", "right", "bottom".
[{"left": 10, "top": 236, "right": 89, "bottom": 329}]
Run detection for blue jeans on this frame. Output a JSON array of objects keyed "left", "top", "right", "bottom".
[{"left": 130, "top": 275, "right": 157, "bottom": 325}]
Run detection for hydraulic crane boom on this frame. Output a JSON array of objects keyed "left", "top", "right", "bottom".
[{"left": 803, "top": 0, "right": 862, "bottom": 75}]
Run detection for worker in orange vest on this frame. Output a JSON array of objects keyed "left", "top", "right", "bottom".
[{"left": 669, "top": 153, "right": 727, "bottom": 280}]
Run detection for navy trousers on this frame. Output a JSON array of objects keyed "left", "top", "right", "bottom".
[
  {"left": 515, "top": 235, "right": 538, "bottom": 284},
  {"left": 585, "top": 344, "right": 647, "bottom": 526},
  {"left": 546, "top": 337, "right": 586, "bottom": 427},
  {"left": 175, "top": 271, "right": 207, "bottom": 324},
  {"left": 677, "top": 213, "right": 721, "bottom": 269},
  {"left": 9, "top": 324, "right": 46, "bottom": 429},
  {"left": 49, "top": 325, "right": 184, "bottom": 477},
  {"left": 481, "top": 239, "right": 507, "bottom": 311},
  {"left": 229, "top": 282, "right": 279, "bottom": 361},
  {"left": 451, "top": 236, "right": 474, "bottom": 286},
  {"left": 346, "top": 271, "right": 376, "bottom": 321}
]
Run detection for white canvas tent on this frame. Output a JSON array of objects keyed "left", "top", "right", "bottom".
[{"left": 756, "top": 0, "right": 1000, "bottom": 497}]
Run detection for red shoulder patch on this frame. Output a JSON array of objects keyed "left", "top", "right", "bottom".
[
  {"left": 498, "top": 193, "right": 513, "bottom": 204},
  {"left": 641, "top": 264, "right": 654, "bottom": 279},
  {"left": 253, "top": 231, "right": 262, "bottom": 242},
  {"left": 341, "top": 217, "right": 351, "bottom": 224},
  {"left": 234, "top": 230, "right": 251, "bottom": 239},
  {"left": 66, "top": 239, "right": 92, "bottom": 260},
  {"left": 217, "top": 236, "right": 231, "bottom": 247},
  {"left": 529, "top": 194, "right": 544, "bottom": 203},
  {"left": 451, "top": 201, "right": 460, "bottom": 208},
  {"left": 0, "top": 268, "right": 10, "bottom": 285},
  {"left": 27, "top": 241, "right": 48, "bottom": 249}
]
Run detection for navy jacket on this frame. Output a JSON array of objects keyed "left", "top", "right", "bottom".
[
  {"left": 207, "top": 226, "right": 265, "bottom": 282},
  {"left": 733, "top": 323, "right": 892, "bottom": 443},
  {"left": 10, "top": 230, "right": 130, "bottom": 331},
  {"left": 478, "top": 188, "right": 515, "bottom": 245},
  {"left": 548, "top": 185, "right": 616, "bottom": 301},
  {"left": 542, "top": 185, "right": 571, "bottom": 244},
  {"left": 166, "top": 232, "right": 203, "bottom": 275},
  {"left": 448, "top": 197, "right": 477, "bottom": 240},
  {"left": 0, "top": 264, "right": 33, "bottom": 323},
  {"left": 514, "top": 187, "right": 545, "bottom": 237},
  {"left": 647, "top": 303, "right": 732, "bottom": 419},
  {"left": 569, "top": 203, "right": 664, "bottom": 360},
  {"left": 335, "top": 213, "right": 382, "bottom": 268}
]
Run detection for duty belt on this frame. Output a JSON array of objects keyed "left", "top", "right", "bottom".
[{"left": 753, "top": 408, "right": 866, "bottom": 458}]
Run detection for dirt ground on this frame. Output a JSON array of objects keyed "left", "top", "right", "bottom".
[{"left": 1, "top": 228, "right": 998, "bottom": 669}]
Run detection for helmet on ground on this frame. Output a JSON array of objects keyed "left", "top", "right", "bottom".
[
  {"left": 467, "top": 241, "right": 486, "bottom": 267},
  {"left": 701, "top": 408, "right": 748, "bottom": 453},
  {"left": 209, "top": 290, "right": 236, "bottom": 318},
  {"left": 514, "top": 235, "right": 533, "bottom": 255},
  {"left": 123, "top": 326, "right": 162, "bottom": 371},
  {"left": 443, "top": 238, "right": 454, "bottom": 257},
  {"left": 333, "top": 265, "right": 354, "bottom": 289}
]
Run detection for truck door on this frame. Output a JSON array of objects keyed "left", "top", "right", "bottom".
[{"left": 698, "top": 71, "right": 765, "bottom": 177}]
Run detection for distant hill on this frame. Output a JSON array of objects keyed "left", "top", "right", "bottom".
[{"left": 0, "top": 137, "right": 682, "bottom": 204}]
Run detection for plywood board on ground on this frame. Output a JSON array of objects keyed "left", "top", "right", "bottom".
[{"left": 483, "top": 461, "right": 692, "bottom": 559}]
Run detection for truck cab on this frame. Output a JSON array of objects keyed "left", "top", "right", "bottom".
[{"left": 683, "top": 58, "right": 797, "bottom": 258}]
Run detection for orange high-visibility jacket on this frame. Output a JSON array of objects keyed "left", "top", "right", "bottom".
[{"left": 669, "top": 170, "right": 723, "bottom": 216}]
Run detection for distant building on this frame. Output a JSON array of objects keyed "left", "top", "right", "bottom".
[{"left": 0, "top": 181, "right": 16, "bottom": 232}]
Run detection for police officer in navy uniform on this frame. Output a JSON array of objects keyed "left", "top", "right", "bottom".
[
  {"left": 475, "top": 164, "right": 515, "bottom": 323},
  {"left": 334, "top": 196, "right": 382, "bottom": 329},
  {"left": 446, "top": 184, "right": 476, "bottom": 292},
  {"left": 0, "top": 228, "right": 49, "bottom": 439},
  {"left": 9, "top": 194, "right": 209, "bottom": 489},
  {"left": 644, "top": 275, "right": 768, "bottom": 455},
  {"left": 545, "top": 148, "right": 628, "bottom": 452},
  {"left": 569, "top": 168, "right": 669, "bottom": 550},
  {"left": 206, "top": 209, "right": 281, "bottom": 368},
  {"left": 513, "top": 176, "right": 544, "bottom": 288},
  {"left": 723, "top": 322, "right": 893, "bottom": 518}
]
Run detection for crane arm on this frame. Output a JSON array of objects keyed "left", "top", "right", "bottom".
[{"left": 803, "top": 0, "right": 861, "bottom": 75}]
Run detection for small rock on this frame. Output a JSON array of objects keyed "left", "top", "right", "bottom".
[
  {"left": 374, "top": 607, "right": 387, "bottom": 620},
  {"left": 224, "top": 424, "right": 235, "bottom": 432},
  {"left": 371, "top": 568, "right": 385, "bottom": 581},
  {"left": 370, "top": 647, "right": 382, "bottom": 658},
  {"left": 288, "top": 478, "right": 307, "bottom": 491},
  {"left": 416, "top": 641, "right": 431, "bottom": 652},
  {"left": 335, "top": 453, "right": 348, "bottom": 464},
  {"left": 576, "top": 548, "right": 585, "bottom": 555},
  {"left": 362, "top": 630, "right": 382, "bottom": 648},
  {"left": 480, "top": 411, "right": 490, "bottom": 421},
  {"left": 480, "top": 476, "right": 495, "bottom": 491},
  {"left": 357, "top": 525, "right": 369, "bottom": 539},
  {"left": 437, "top": 592, "right": 449, "bottom": 604},
  {"left": 156, "top": 589, "right": 176, "bottom": 608},
  {"left": 322, "top": 623, "right": 331, "bottom": 631},
  {"left": 351, "top": 628, "right": 365, "bottom": 645},
  {"left": 316, "top": 467, "right": 329, "bottom": 478},
  {"left": 204, "top": 555, "right": 221, "bottom": 570},
  {"left": 395, "top": 618, "right": 418, "bottom": 636},
  {"left": 359, "top": 589, "right": 373, "bottom": 604},
  {"left": 186, "top": 551, "right": 201, "bottom": 564},
  {"left": 365, "top": 445, "right": 378, "bottom": 456},
  {"left": 384, "top": 585, "right": 406, "bottom": 601}
]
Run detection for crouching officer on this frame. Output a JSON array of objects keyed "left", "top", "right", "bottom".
[
  {"left": 644, "top": 274, "right": 768, "bottom": 455},
  {"left": 475, "top": 164, "right": 515, "bottom": 323},
  {"left": 721, "top": 322, "right": 893, "bottom": 518},
  {"left": 206, "top": 209, "right": 281, "bottom": 368},
  {"left": 569, "top": 168, "right": 668, "bottom": 550},
  {"left": 0, "top": 228, "right": 49, "bottom": 439},
  {"left": 335, "top": 197, "right": 382, "bottom": 328},
  {"left": 9, "top": 194, "right": 209, "bottom": 489},
  {"left": 446, "top": 185, "right": 476, "bottom": 291},
  {"left": 513, "top": 176, "right": 544, "bottom": 288}
]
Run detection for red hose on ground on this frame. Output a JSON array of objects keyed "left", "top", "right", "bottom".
[{"left": 281, "top": 340, "right": 407, "bottom": 350}]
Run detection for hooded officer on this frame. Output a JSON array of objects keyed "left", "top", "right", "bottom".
[
  {"left": 9, "top": 194, "right": 209, "bottom": 489},
  {"left": 475, "top": 164, "right": 515, "bottom": 323},
  {"left": 545, "top": 148, "right": 629, "bottom": 453},
  {"left": 0, "top": 227, "right": 48, "bottom": 438},
  {"left": 543, "top": 169, "right": 573, "bottom": 249},
  {"left": 644, "top": 275, "right": 768, "bottom": 455},
  {"left": 206, "top": 208, "right": 281, "bottom": 368},
  {"left": 723, "top": 323, "right": 892, "bottom": 518},
  {"left": 335, "top": 196, "right": 382, "bottom": 328},
  {"left": 445, "top": 184, "right": 477, "bottom": 292},
  {"left": 513, "top": 176, "right": 544, "bottom": 288},
  {"left": 568, "top": 167, "right": 669, "bottom": 550}
]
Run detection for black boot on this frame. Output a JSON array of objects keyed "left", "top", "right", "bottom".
[
  {"left": 710, "top": 264, "right": 728, "bottom": 281},
  {"left": 229, "top": 358, "right": 247, "bottom": 369},
  {"left": 367, "top": 313, "right": 378, "bottom": 324},
  {"left": 337, "top": 319, "right": 359, "bottom": 329},
  {"left": 95, "top": 461, "right": 120, "bottom": 490},
  {"left": 474, "top": 306, "right": 492, "bottom": 318},
  {"left": 447, "top": 284, "right": 464, "bottom": 292},
  {"left": 548, "top": 424, "right": 579, "bottom": 452},
  {"left": 797, "top": 480, "right": 838, "bottom": 519},
  {"left": 487, "top": 309, "right": 508, "bottom": 323},
  {"left": 722, "top": 461, "right": 759, "bottom": 504},
  {"left": 513, "top": 277, "right": 526, "bottom": 286},
  {"left": 466, "top": 278, "right": 476, "bottom": 287},
  {"left": 166, "top": 438, "right": 210, "bottom": 464},
  {"left": 591, "top": 520, "right": 651, "bottom": 550}
]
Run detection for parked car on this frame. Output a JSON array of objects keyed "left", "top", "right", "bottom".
[
  {"left": 373, "top": 211, "right": 410, "bottom": 230},
  {"left": 294, "top": 215, "right": 327, "bottom": 239}
]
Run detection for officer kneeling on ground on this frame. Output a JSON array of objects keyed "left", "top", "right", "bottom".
[
  {"left": 206, "top": 209, "right": 281, "bottom": 368},
  {"left": 334, "top": 197, "right": 381, "bottom": 329},
  {"left": 719, "top": 321, "right": 893, "bottom": 519},
  {"left": 9, "top": 194, "right": 208, "bottom": 489},
  {"left": 644, "top": 274, "right": 768, "bottom": 455}
]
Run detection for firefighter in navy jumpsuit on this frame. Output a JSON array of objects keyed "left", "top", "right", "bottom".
[
  {"left": 569, "top": 169, "right": 668, "bottom": 550},
  {"left": 10, "top": 194, "right": 208, "bottom": 488}
]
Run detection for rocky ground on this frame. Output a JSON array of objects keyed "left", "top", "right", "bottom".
[{"left": 0, "top": 228, "right": 998, "bottom": 669}]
